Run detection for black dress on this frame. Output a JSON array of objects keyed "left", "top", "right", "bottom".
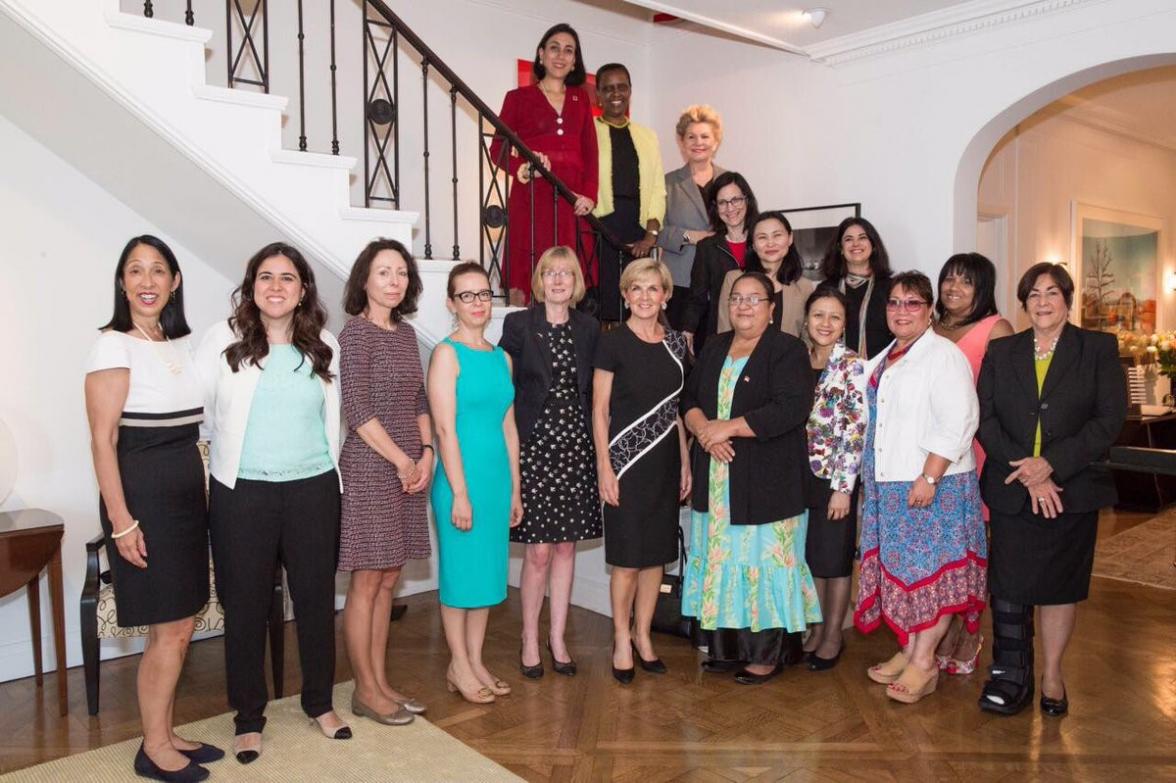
[
  {"left": 595, "top": 326, "right": 687, "bottom": 567},
  {"left": 512, "top": 323, "right": 603, "bottom": 544}
]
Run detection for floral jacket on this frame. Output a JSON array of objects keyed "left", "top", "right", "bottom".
[{"left": 805, "top": 342, "right": 867, "bottom": 495}]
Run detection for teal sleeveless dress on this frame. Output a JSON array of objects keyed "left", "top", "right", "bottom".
[{"left": 430, "top": 337, "right": 515, "bottom": 608}]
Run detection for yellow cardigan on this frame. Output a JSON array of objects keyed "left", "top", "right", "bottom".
[{"left": 592, "top": 117, "right": 667, "bottom": 227}]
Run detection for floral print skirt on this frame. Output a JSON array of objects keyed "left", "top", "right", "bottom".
[{"left": 681, "top": 356, "right": 821, "bottom": 634}]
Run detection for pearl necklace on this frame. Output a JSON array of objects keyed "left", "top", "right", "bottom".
[
  {"left": 1033, "top": 332, "right": 1059, "bottom": 361},
  {"left": 132, "top": 320, "right": 183, "bottom": 376}
]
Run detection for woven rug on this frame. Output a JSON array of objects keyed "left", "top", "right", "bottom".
[
  {"left": 0, "top": 682, "right": 521, "bottom": 782},
  {"left": 1092, "top": 509, "right": 1176, "bottom": 591}
]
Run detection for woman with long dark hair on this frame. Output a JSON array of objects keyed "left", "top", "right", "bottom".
[
  {"left": 682, "top": 170, "right": 758, "bottom": 354},
  {"left": 338, "top": 239, "right": 432, "bottom": 726},
  {"left": 820, "top": 217, "right": 894, "bottom": 359},
  {"left": 85, "top": 235, "right": 222, "bottom": 781},
  {"left": 197, "top": 242, "right": 350, "bottom": 765},
  {"left": 491, "top": 23, "right": 598, "bottom": 305},
  {"left": 716, "top": 211, "right": 815, "bottom": 338}
]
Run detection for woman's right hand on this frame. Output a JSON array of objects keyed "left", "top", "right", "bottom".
[
  {"left": 598, "top": 464, "right": 620, "bottom": 507},
  {"left": 451, "top": 493, "right": 473, "bottom": 531},
  {"left": 827, "top": 491, "right": 851, "bottom": 521},
  {"left": 112, "top": 518, "right": 148, "bottom": 569},
  {"left": 395, "top": 457, "right": 419, "bottom": 490},
  {"left": 516, "top": 153, "right": 552, "bottom": 184}
]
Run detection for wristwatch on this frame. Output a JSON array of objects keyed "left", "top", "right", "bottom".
[{"left": 921, "top": 473, "right": 939, "bottom": 486}]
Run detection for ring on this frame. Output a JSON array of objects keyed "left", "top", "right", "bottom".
[{"left": 1038, "top": 496, "right": 1046, "bottom": 503}]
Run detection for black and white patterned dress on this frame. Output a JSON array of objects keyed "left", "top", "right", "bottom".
[
  {"left": 594, "top": 326, "right": 688, "bottom": 567},
  {"left": 512, "top": 323, "right": 603, "bottom": 544}
]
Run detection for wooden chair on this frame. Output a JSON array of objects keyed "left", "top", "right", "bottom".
[{"left": 78, "top": 442, "right": 285, "bottom": 715}]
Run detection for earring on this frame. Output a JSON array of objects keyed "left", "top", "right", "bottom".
[
  {"left": 170, "top": 290, "right": 176, "bottom": 302},
  {"left": 661, "top": 302, "right": 667, "bottom": 310},
  {"left": 622, "top": 301, "right": 629, "bottom": 310}
]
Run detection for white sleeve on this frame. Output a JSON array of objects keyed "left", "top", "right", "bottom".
[
  {"left": 85, "top": 332, "right": 131, "bottom": 373},
  {"left": 918, "top": 345, "right": 979, "bottom": 464},
  {"left": 194, "top": 325, "right": 225, "bottom": 443}
]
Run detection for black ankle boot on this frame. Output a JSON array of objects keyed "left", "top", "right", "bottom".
[{"left": 979, "top": 597, "right": 1035, "bottom": 716}]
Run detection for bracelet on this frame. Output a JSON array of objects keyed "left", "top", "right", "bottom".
[
  {"left": 111, "top": 520, "right": 140, "bottom": 539},
  {"left": 422, "top": 444, "right": 434, "bottom": 453}
]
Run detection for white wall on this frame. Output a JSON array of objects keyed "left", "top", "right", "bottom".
[
  {"left": 978, "top": 110, "right": 1176, "bottom": 330},
  {"left": 0, "top": 114, "right": 239, "bottom": 681}
]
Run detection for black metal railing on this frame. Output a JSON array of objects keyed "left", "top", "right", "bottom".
[{"left": 135, "top": 0, "right": 628, "bottom": 308}]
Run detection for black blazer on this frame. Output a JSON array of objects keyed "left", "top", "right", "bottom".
[
  {"left": 976, "top": 323, "right": 1127, "bottom": 515},
  {"left": 681, "top": 329, "right": 813, "bottom": 525},
  {"left": 683, "top": 235, "right": 739, "bottom": 348},
  {"left": 499, "top": 305, "right": 599, "bottom": 441}
]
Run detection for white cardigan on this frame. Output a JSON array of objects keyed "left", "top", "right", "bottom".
[
  {"left": 862, "top": 330, "right": 977, "bottom": 483},
  {"left": 196, "top": 319, "right": 343, "bottom": 490}
]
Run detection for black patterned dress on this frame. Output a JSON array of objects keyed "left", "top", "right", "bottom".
[
  {"left": 512, "top": 323, "right": 603, "bottom": 544},
  {"left": 594, "top": 326, "right": 688, "bottom": 567}
]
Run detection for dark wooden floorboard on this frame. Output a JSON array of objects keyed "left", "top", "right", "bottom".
[{"left": 1, "top": 509, "right": 1173, "bottom": 780}]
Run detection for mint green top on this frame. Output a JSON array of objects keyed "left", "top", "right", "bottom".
[
  {"left": 238, "top": 345, "right": 334, "bottom": 482},
  {"left": 1033, "top": 353, "right": 1054, "bottom": 457}
]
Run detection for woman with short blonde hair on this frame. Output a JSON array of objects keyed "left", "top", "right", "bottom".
[{"left": 500, "top": 246, "right": 602, "bottom": 679}]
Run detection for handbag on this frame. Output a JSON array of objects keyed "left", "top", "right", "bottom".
[{"left": 651, "top": 524, "right": 694, "bottom": 639}]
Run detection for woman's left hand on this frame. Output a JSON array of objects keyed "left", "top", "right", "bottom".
[
  {"left": 907, "top": 476, "right": 937, "bottom": 509},
  {"left": 510, "top": 492, "right": 524, "bottom": 528},
  {"left": 573, "top": 195, "right": 594, "bottom": 216},
  {"left": 827, "top": 491, "right": 851, "bottom": 520},
  {"left": 1005, "top": 456, "right": 1053, "bottom": 487},
  {"left": 695, "top": 419, "right": 730, "bottom": 450},
  {"left": 405, "top": 456, "right": 433, "bottom": 494},
  {"left": 679, "top": 462, "right": 692, "bottom": 501}
]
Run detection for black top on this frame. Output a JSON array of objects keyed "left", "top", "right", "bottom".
[
  {"left": 499, "top": 305, "right": 599, "bottom": 441},
  {"left": 977, "top": 323, "right": 1127, "bottom": 514},
  {"left": 771, "top": 290, "right": 784, "bottom": 330},
  {"left": 683, "top": 235, "right": 739, "bottom": 345},
  {"left": 841, "top": 275, "right": 893, "bottom": 359},
  {"left": 681, "top": 329, "right": 813, "bottom": 525},
  {"left": 609, "top": 125, "right": 639, "bottom": 200}
]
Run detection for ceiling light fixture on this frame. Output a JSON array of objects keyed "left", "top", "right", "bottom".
[{"left": 805, "top": 8, "right": 828, "bottom": 28}]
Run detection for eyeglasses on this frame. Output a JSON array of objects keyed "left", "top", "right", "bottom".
[
  {"left": 542, "top": 269, "right": 574, "bottom": 280},
  {"left": 716, "top": 196, "right": 746, "bottom": 210},
  {"left": 453, "top": 289, "right": 493, "bottom": 303},
  {"left": 729, "top": 293, "right": 769, "bottom": 307},
  {"left": 885, "top": 298, "right": 929, "bottom": 312}
]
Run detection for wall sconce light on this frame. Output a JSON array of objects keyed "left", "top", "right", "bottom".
[
  {"left": 804, "top": 8, "right": 828, "bottom": 28},
  {"left": 1165, "top": 271, "right": 1176, "bottom": 293}
]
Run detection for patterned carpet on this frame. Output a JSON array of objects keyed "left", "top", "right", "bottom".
[
  {"left": 0, "top": 681, "right": 521, "bottom": 782},
  {"left": 1092, "top": 508, "right": 1176, "bottom": 591}
]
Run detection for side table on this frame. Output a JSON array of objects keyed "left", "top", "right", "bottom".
[{"left": 0, "top": 508, "right": 67, "bottom": 715}]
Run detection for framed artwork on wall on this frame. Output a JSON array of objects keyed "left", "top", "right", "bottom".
[
  {"left": 773, "top": 203, "right": 861, "bottom": 281},
  {"left": 1070, "top": 202, "right": 1163, "bottom": 335}
]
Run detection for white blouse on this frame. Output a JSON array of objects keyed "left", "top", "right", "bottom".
[{"left": 86, "top": 330, "right": 203, "bottom": 415}]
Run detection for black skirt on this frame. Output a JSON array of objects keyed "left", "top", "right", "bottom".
[
  {"left": 99, "top": 416, "right": 209, "bottom": 626},
  {"left": 988, "top": 507, "right": 1098, "bottom": 605},
  {"left": 805, "top": 474, "right": 859, "bottom": 578}
]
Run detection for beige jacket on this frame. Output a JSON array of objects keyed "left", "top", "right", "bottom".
[{"left": 715, "top": 270, "right": 816, "bottom": 339}]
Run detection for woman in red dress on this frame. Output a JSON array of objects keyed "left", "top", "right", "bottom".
[{"left": 492, "top": 23, "right": 598, "bottom": 305}]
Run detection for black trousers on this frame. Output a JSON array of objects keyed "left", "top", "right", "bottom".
[
  {"left": 209, "top": 469, "right": 341, "bottom": 734},
  {"left": 598, "top": 197, "right": 645, "bottom": 321}
]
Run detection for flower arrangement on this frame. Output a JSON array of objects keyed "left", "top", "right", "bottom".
[{"left": 1146, "top": 331, "right": 1176, "bottom": 379}]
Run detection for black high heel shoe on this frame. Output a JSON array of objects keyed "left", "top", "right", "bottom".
[
  {"left": 631, "top": 641, "right": 667, "bottom": 674},
  {"left": 519, "top": 645, "right": 544, "bottom": 679},
  {"left": 1040, "top": 685, "right": 1069, "bottom": 717},
  {"left": 133, "top": 744, "right": 210, "bottom": 782},
  {"left": 546, "top": 641, "right": 577, "bottom": 676},
  {"left": 807, "top": 643, "right": 844, "bottom": 672}
]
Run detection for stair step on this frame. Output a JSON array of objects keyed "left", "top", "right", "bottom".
[
  {"left": 103, "top": 11, "right": 211, "bottom": 44},
  {"left": 272, "top": 148, "right": 357, "bottom": 171},
  {"left": 193, "top": 84, "right": 288, "bottom": 111},
  {"left": 339, "top": 206, "right": 419, "bottom": 227}
]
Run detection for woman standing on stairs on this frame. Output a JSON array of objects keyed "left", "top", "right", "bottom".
[
  {"left": 198, "top": 242, "right": 351, "bottom": 765},
  {"left": 428, "top": 262, "right": 523, "bottom": 704},
  {"left": 492, "top": 23, "right": 598, "bottom": 306},
  {"left": 85, "top": 235, "right": 222, "bottom": 783},
  {"left": 337, "top": 239, "right": 433, "bottom": 727}
]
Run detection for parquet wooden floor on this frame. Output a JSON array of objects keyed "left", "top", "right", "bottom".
[{"left": 2, "top": 510, "right": 1174, "bottom": 781}]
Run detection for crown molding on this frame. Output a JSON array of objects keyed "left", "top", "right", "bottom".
[{"left": 804, "top": 0, "right": 1103, "bottom": 65}]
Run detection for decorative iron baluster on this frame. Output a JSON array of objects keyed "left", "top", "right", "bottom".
[
  {"left": 451, "top": 87, "right": 459, "bottom": 260},
  {"left": 296, "top": 0, "right": 307, "bottom": 151},
  {"left": 329, "top": 0, "right": 339, "bottom": 155},
  {"left": 479, "top": 124, "right": 510, "bottom": 295},
  {"left": 185, "top": 1, "right": 194, "bottom": 25},
  {"left": 421, "top": 60, "right": 432, "bottom": 260},
  {"left": 143, "top": 1, "right": 153, "bottom": 19},
  {"left": 227, "top": 0, "right": 269, "bottom": 92},
  {"left": 363, "top": 7, "right": 399, "bottom": 208}
]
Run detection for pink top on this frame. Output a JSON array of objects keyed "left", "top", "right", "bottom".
[{"left": 953, "top": 313, "right": 1003, "bottom": 520}]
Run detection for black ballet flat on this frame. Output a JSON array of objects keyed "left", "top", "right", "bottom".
[
  {"left": 1040, "top": 687, "right": 1069, "bottom": 717},
  {"left": 546, "top": 641, "right": 577, "bottom": 677},
  {"left": 177, "top": 743, "right": 225, "bottom": 764},
  {"left": 612, "top": 664, "right": 635, "bottom": 685},
  {"left": 700, "top": 658, "right": 742, "bottom": 674},
  {"left": 807, "top": 644, "right": 844, "bottom": 672},
  {"left": 519, "top": 646, "right": 544, "bottom": 679},
  {"left": 631, "top": 641, "right": 667, "bottom": 674},
  {"left": 734, "top": 663, "right": 784, "bottom": 685},
  {"left": 133, "top": 744, "right": 210, "bottom": 782}
]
